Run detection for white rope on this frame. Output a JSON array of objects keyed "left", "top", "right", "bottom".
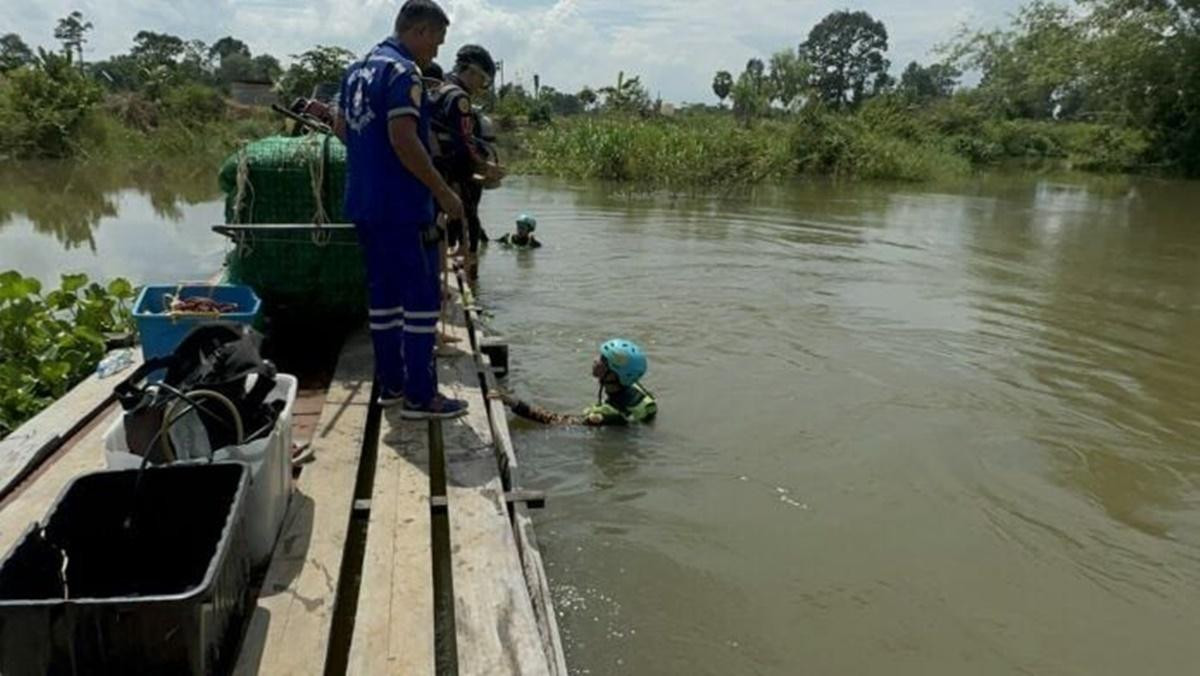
[
  {"left": 307, "top": 134, "right": 333, "bottom": 246},
  {"left": 231, "top": 143, "right": 254, "bottom": 225}
]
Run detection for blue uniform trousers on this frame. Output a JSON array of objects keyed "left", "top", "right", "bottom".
[{"left": 355, "top": 221, "right": 441, "bottom": 404}]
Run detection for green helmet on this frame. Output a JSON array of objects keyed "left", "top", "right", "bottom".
[{"left": 516, "top": 214, "right": 537, "bottom": 232}]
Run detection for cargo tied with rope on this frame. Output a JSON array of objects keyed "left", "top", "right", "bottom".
[{"left": 216, "top": 134, "right": 367, "bottom": 320}]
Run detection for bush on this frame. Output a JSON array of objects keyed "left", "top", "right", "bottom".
[
  {"left": 103, "top": 92, "right": 160, "bottom": 131},
  {"left": 160, "top": 83, "right": 226, "bottom": 124},
  {"left": 0, "top": 51, "right": 103, "bottom": 158},
  {"left": 789, "top": 107, "right": 970, "bottom": 181},
  {"left": 0, "top": 271, "right": 136, "bottom": 439},
  {"left": 519, "top": 114, "right": 793, "bottom": 191}
]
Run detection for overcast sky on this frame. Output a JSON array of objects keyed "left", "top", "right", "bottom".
[{"left": 3, "top": 0, "right": 1026, "bottom": 102}]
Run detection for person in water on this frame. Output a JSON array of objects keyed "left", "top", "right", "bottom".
[
  {"left": 497, "top": 213, "right": 542, "bottom": 249},
  {"left": 498, "top": 339, "right": 657, "bottom": 426}
]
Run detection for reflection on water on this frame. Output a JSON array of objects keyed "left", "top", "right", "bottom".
[
  {"left": 0, "top": 160, "right": 227, "bottom": 283},
  {"left": 476, "top": 173, "right": 1200, "bottom": 675}
]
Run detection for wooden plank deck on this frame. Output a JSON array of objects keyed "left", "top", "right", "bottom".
[
  {"left": 0, "top": 288, "right": 564, "bottom": 676},
  {"left": 463, "top": 293, "right": 569, "bottom": 676},
  {"left": 347, "top": 413, "right": 435, "bottom": 675},
  {"left": 234, "top": 331, "right": 373, "bottom": 676},
  {"left": 438, "top": 325, "right": 551, "bottom": 675}
]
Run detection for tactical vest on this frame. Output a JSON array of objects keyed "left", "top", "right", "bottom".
[
  {"left": 584, "top": 384, "right": 658, "bottom": 424},
  {"left": 428, "top": 81, "right": 468, "bottom": 158}
]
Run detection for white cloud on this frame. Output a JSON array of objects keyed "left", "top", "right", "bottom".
[{"left": 2, "top": 0, "right": 1023, "bottom": 102}]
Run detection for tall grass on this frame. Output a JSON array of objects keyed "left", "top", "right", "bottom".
[
  {"left": 78, "top": 108, "right": 282, "bottom": 163},
  {"left": 518, "top": 115, "right": 793, "bottom": 192},
  {"left": 517, "top": 100, "right": 1150, "bottom": 187}
]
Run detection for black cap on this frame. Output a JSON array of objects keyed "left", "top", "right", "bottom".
[
  {"left": 424, "top": 61, "right": 444, "bottom": 80},
  {"left": 455, "top": 44, "right": 496, "bottom": 79}
]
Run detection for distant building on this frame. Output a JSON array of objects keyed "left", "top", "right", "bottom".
[{"left": 230, "top": 80, "right": 277, "bottom": 107}]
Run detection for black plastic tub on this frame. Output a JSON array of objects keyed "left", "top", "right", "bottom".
[{"left": 0, "top": 463, "right": 253, "bottom": 676}]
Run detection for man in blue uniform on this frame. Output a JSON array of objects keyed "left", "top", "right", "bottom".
[{"left": 334, "top": 0, "right": 468, "bottom": 419}]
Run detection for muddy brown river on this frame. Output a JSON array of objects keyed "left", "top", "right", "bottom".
[{"left": 3, "top": 164, "right": 1198, "bottom": 675}]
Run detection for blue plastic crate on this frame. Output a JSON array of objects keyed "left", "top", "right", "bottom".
[{"left": 134, "top": 285, "right": 261, "bottom": 372}]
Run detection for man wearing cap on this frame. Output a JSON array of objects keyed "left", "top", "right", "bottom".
[{"left": 430, "top": 44, "right": 504, "bottom": 267}]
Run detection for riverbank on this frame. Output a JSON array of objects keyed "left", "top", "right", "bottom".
[
  {"left": 0, "top": 75, "right": 279, "bottom": 165},
  {"left": 512, "top": 104, "right": 1152, "bottom": 190}
]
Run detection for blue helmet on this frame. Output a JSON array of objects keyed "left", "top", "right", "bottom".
[
  {"left": 516, "top": 213, "right": 537, "bottom": 232},
  {"left": 599, "top": 339, "right": 647, "bottom": 386}
]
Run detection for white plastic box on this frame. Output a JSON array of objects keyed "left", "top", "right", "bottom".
[{"left": 103, "top": 374, "right": 296, "bottom": 567}]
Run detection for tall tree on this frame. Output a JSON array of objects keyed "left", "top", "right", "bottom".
[
  {"left": 732, "top": 61, "right": 770, "bottom": 125},
  {"left": 0, "top": 33, "right": 34, "bottom": 72},
  {"left": 712, "top": 70, "right": 733, "bottom": 106},
  {"left": 178, "top": 39, "right": 212, "bottom": 82},
  {"left": 744, "top": 58, "right": 766, "bottom": 88},
  {"left": 217, "top": 52, "right": 256, "bottom": 83},
  {"left": 280, "top": 45, "right": 355, "bottom": 100},
  {"left": 598, "top": 71, "right": 651, "bottom": 113},
  {"left": 54, "top": 11, "right": 93, "bottom": 65},
  {"left": 209, "top": 36, "right": 251, "bottom": 63},
  {"left": 949, "top": 0, "right": 1200, "bottom": 174},
  {"left": 897, "top": 61, "right": 961, "bottom": 103},
  {"left": 800, "top": 10, "right": 891, "bottom": 109},
  {"left": 131, "top": 31, "right": 186, "bottom": 67},
  {"left": 947, "top": 2, "right": 1084, "bottom": 119},
  {"left": 251, "top": 54, "right": 282, "bottom": 82},
  {"left": 768, "top": 49, "right": 812, "bottom": 109}
]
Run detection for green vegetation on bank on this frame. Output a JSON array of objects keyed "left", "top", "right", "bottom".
[
  {"left": 0, "top": 47, "right": 279, "bottom": 162},
  {"left": 0, "top": 15, "right": 350, "bottom": 162},
  {"left": 2, "top": 0, "right": 1196, "bottom": 185},
  {"left": 509, "top": 0, "right": 1198, "bottom": 185},
  {"left": 517, "top": 101, "right": 1151, "bottom": 188},
  {"left": 0, "top": 272, "right": 136, "bottom": 439}
]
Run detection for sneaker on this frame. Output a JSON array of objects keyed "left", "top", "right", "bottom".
[
  {"left": 400, "top": 394, "right": 469, "bottom": 420},
  {"left": 378, "top": 390, "right": 405, "bottom": 408}
]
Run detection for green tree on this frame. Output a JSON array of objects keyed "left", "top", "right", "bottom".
[
  {"left": 947, "top": 2, "right": 1085, "bottom": 119},
  {"left": 0, "top": 34, "right": 34, "bottom": 72},
  {"left": 178, "top": 39, "right": 213, "bottom": 83},
  {"left": 578, "top": 86, "right": 597, "bottom": 111},
  {"left": 251, "top": 54, "right": 282, "bottom": 82},
  {"left": 767, "top": 49, "right": 812, "bottom": 109},
  {"left": 598, "top": 71, "right": 651, "bottom": 113},
  {"left": 53, "top": 11, "right": 93, "bottom": 65},
  {"left": 540, "top": 86, "right": 584, "bottom": 116},
  {"left": 897, "top": 61, "right": 961, "bottom": 103},
  {"left": 131, "top": 31, "right": 186, "bottom": 68},
  {"left": 89, "top": 54, "right": 145, "bottom": 91},
  {"left": 800, "top": 10, "right": 891, "bottom": 109},
  {"left": 495, "top": 83, "right": 533, "bottom": 118},
  {"left": 712, "top": 70, "right": 733, "bottom": 106},
  {"left": 209, "top": 36, "right": 251, "bottom": 63},
  {"left": 731, "top": 59, "right": 771, "bottom": 125},
  {"left": 947, "top": 0, "right": 1200, "bottom": 174},
  {"left": 280, "top": 45, "right": 355, "bottom": 100},
  {"left": 216, "top": 52, "right": 256, "bottom": 83}
]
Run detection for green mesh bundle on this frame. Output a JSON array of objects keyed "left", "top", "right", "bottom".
[
  {"left": 217, "top": 134, "right": 366, "bottom": 320},
  {"left": 223, "top": 227, "right": 366, "bottom": 320},
  {"left": 218, "top": 134, "right": 349, "bottom": 224}
]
